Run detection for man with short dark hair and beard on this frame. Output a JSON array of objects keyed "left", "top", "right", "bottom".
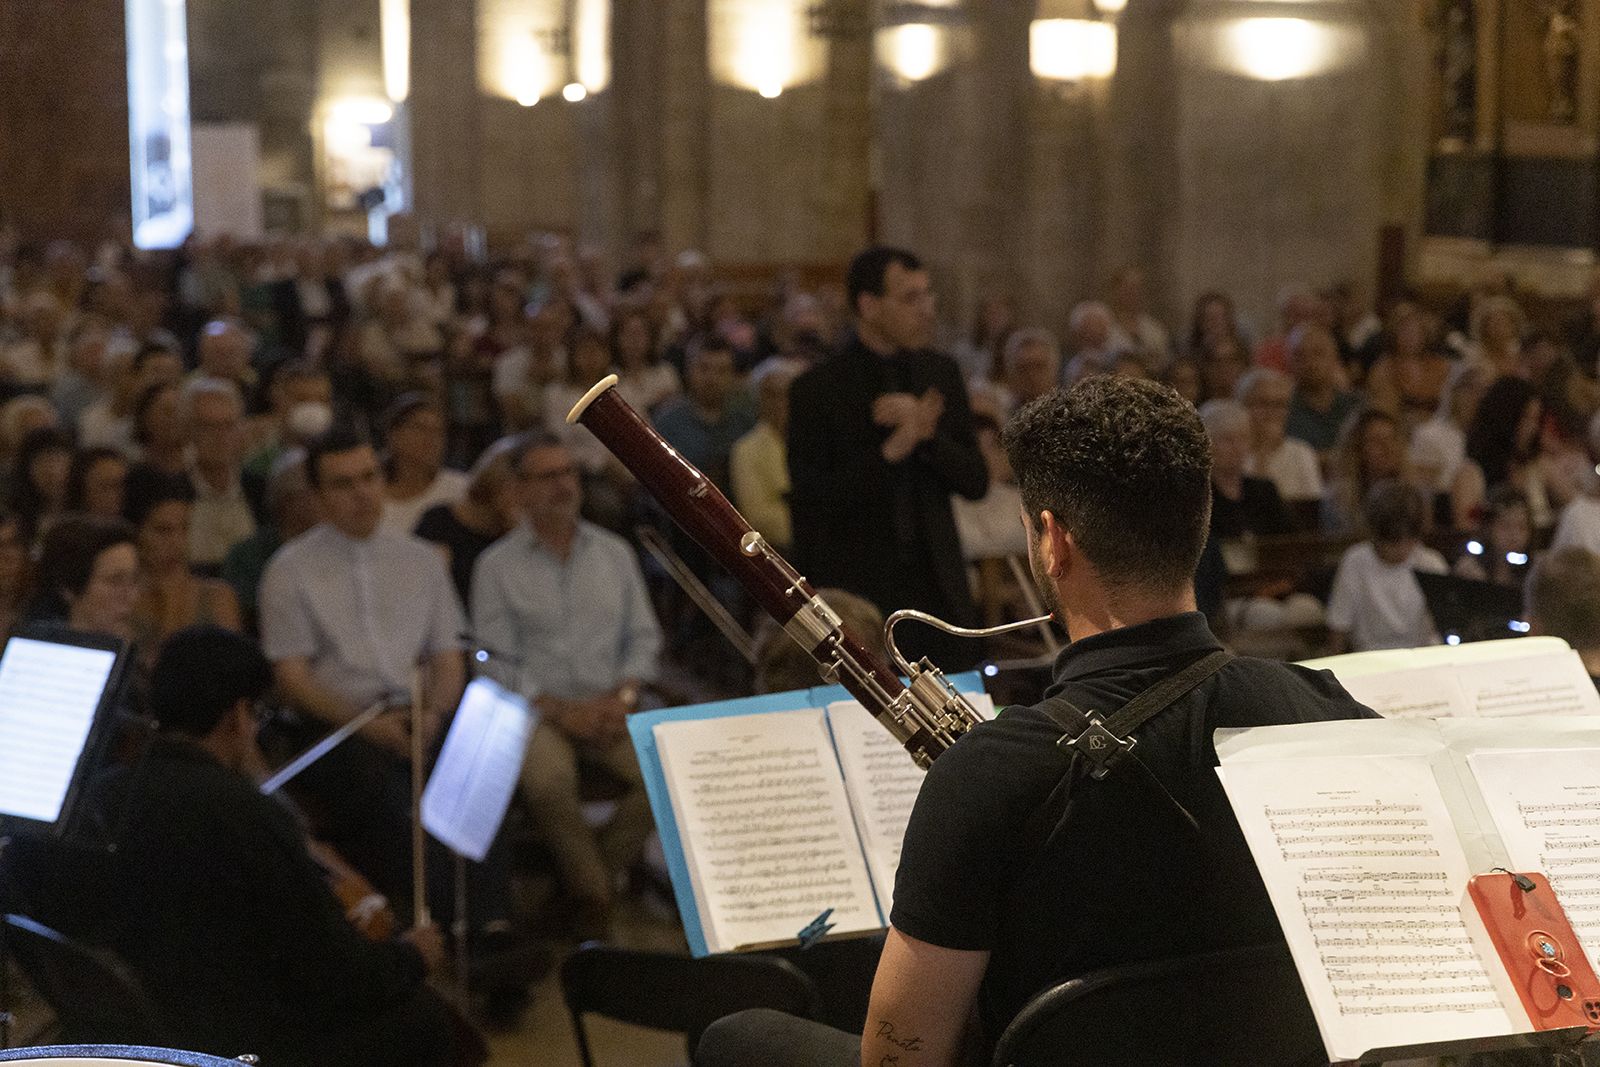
[{"left": 696, "top": 377, "right": 1375, "bottom": 1067}]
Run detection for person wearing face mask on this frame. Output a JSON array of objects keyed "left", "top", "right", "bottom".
[{"left": 243, "top": 359, "right": 335, "bottom": 507}]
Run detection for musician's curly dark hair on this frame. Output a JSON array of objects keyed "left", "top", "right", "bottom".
[{"left": 1002, "top": 376, "right": 1212, "bottom": 593}]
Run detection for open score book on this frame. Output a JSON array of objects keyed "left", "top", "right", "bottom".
[
  {"left": 1217, "top": 715, "right": 1600, "bottom": 1063},
  {"left": 627, "top": 674, "right": 990, "bottom": 956}
]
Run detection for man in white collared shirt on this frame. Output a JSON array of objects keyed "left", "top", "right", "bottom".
[{"left": 260, "top": 427, "right": 465, "bottom": 906}]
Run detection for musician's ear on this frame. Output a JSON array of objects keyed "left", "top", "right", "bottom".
[{"left": 1037, "top": 510, "right": 1069, "bottom": 578}]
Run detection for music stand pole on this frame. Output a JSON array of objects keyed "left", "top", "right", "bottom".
[
  {"left": 411, "top": 667, "right": 429, "bottom": 930},
  {"left": 453, "top": 851, "right": 469, "bottom": 1003},
  {"left": 0, "top": 835, "right": 10, "bottom": 1049}
]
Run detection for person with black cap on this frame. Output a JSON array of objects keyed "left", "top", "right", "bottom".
[{"left": 44, "top": 625, "right": 465, "bottom": 1066}]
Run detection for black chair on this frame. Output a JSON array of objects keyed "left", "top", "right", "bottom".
[
  {"left": 990, "top": 942, "right": 1325, "bottom": 1067},
  {"left": 561, "top": 942, "right": 823, "bottom": 1067},
  {"left": 3, "top": 914, "right": 168, "bottom": 1047}
]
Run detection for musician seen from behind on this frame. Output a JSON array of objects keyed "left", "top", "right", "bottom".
[
  {"left": 702, "top": 377, "right": 1376, "bottom": 1067},
  {"left": 471, "top": 432, "right": 662, "bottom": 938},
  {"left": 787, "top": 246, "right": 988, "bottom": 669},
  {"left": 32, "top": 625, "right": 465, "bottom": 1066}
]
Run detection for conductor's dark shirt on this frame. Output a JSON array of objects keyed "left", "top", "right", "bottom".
[{"left": 889, "top": 612, "right": 1376, "bottom": 1041}]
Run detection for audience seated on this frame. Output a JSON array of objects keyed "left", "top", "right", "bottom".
[
  {"left": 471, "top": 435, "right": 662, "bottom": 937},
  {"left": 1453, "top": 485, "right": 1532, "bottom": 586},
  {"left": 1322, "top": 408, "right": 1407, "bottom": 536},
  {"left": 259, "top": 426, "right": 466, "bottom": 910},
  {"left": 1466, "top": 375, "right": 1551, "bottom": 531},
  {"left": 1285, "top": 325, "right": 1359, "bottom": 454},
  {"left": 1526, "top": 547, "right": 1600, "bottom": 687},
  {"left": 224, "top": 451, "right": 320, "bottom": 630},
  {"left": 731, "top": 357, "right": 803, "bottom": 553},
  {"left": 66, "top": 445, "right": 129, "bottom": 518},
  {"left": 1236, "top": 368, "right": 1323, "bottom": 504},
  {"left": 1364, "top": 302, "right": 1449, "bottom": 433},
  {"left": 415, "top": 433, "right": 525, "bottom": 604},
  {"left": 1201, "top": 400, "right": 1295, "bottom": 540},
  {"left": 30, "top": 513, "right": 140, "bottom": 646},
  {"left": 378, "top": 392, "right": 468, "bottom": 536},
  {"left": 1105, "top": 265, "right": 1172, "bottom": 373},
  {"left": 181, "top": 376, "right": 257, "bottom": 569},
  {"left": 653, "top": 334, "right": 756, "bottom": 495},
  {"left": 125, "top": 471, "right": 242, "bottom": 655},
  {"left": 1326, "top": 480, "right": 1447, "bottom": 653}
]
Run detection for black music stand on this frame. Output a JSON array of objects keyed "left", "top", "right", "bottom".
[
  {"left": 0, "top": 625, "right": 130, "bottom": 1049},
  {"left": 1416, "top": 571, "right": 1527, "bottom": 645}
]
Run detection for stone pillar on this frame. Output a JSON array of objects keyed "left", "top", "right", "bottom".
[
  {"left": 0, "top": 0, "right": 131, "bottom": 244},
  {"left": 876, "top": 0, "right": 1034, "bottom": 333},
  {"left": 657, "top": 0, "right": 712, "bottom": 252},
  {"left": 410, "top": 0, "right": 484, "bottom": 230}
]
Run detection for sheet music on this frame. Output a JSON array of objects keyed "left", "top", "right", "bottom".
[
  {"left": 0, "top": 637, "right": 118, "bottom": 824},
  {"left": 1336, "top": 666, "right": 1468, "bottom": 720},
  {"left": 420, "top": 677, "right": 536, "bottom": 862},
  {"left": 826, "top": 692, "right": 994, "bottom": 908},
  {"left": 1329, "top": 651, "right": 1599, "bottom": 722},
  {"left": 1466, "top": 748, "right": 1600, "bottom": 977},
  {"left": 654, "top": 709, "right": 881, "bottom": 953},
  {"left": 1220, "top": 755, "right": 1520, "bottom": 1061},
  {"left": 1452, "top": 653, "right": 1600, "bottom": 718}
]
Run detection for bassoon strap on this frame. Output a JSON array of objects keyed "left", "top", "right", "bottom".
[{"left": 1036, "top": 649, "right": 1234, "bottom": 781}]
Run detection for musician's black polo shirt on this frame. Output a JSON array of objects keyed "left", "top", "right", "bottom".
[{"left": 890, "top": 612, "right": 1375, "bottom": 1041}]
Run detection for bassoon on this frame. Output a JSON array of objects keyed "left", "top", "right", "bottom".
[{"left": 568, "top": 374, "right": 1047, "bottom": 767}]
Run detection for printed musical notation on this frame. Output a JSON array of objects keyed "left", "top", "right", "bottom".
[
  {"left": 655, "top": 710, "right": 883, "bottom": 953},
  {"left": 1468, "top": 749, "right": 1600, "bottom": 978},
  {"left": 828, "top": 699, "right": 928, "bottom": 906},
  {"left": 1221, "top": 754, "right": 1521, "bottom": 1059}
]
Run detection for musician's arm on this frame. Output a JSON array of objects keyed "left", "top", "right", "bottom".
[{"left": 862, "top": 927, "right": 988, "bottom": 1067}]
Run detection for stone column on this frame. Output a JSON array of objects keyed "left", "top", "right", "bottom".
[{"left": 410, "top": 0, "right": 484, "bottom": 230}]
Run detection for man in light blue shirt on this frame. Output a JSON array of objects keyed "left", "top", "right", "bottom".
[{"left": 472, "top": 434, "right": 662, "bottom": 932}]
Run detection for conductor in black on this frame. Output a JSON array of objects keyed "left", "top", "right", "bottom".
[{"left": 861, "top": 377, "right": 1376, "bottom": 1067}]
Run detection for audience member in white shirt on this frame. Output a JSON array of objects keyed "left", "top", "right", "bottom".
[
  {"left": 378, "top": 393, "right": 469, "bottom": 537},
  {"left": 1236, "top": 367, "right": 1323, "bottom": 503},
  {"left": 1327, "top": 479, "right": 1449, "bottom": 653}
]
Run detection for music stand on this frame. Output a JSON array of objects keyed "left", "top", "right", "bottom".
[
  {"left": 1415, "top": 571, "right": 1527, "bottom": 645},
  {"left": 0, "top": 625, "right": 128, "bottom": 1048}
]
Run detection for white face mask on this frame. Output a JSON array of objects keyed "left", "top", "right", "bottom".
[{"left": 286, "top": 400, "right": 334, "bottom": 442}]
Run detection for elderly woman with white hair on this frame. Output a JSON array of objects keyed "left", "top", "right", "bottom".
[
  {"left": 1200, "top": 399, "right": 1324, "bottom": 639},
  {"left": 1235, "top": 366, "right": 1323, "bottom": 503},
  {"left": 1201, "top": 399, "right": 1296, "bottom": 540}
]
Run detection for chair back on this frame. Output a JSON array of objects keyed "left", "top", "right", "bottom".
[
  {"left": 560, "top": 943, "right": 823, "bottom": 1067},
  {"left": 990, "top": 942, "right": 1325, "bottom": 1067},
  {"left": 3, "top": 914, "right": 167, "bottom": 1047}
]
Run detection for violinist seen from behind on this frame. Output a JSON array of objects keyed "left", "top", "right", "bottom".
[{"left": 13, "top": 625, "right": 468, "bottom": 1066}]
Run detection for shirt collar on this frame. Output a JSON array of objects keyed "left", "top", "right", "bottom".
[
  {"left": 1049, "top": 611, "right": 1223, "bottom": 686},
  {"left": 522, "top": 519, "right": 592, "bottom": 556}
]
